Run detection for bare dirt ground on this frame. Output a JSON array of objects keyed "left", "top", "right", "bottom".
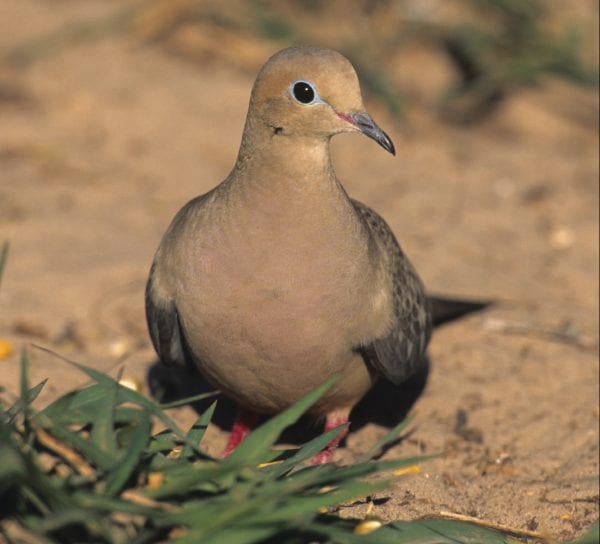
[{"left": 0, "top": 1, "right": 598, "bottom": 541}]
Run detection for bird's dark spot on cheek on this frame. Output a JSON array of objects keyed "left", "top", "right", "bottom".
[{"left": 272, "top": 126, "right": 284, "bottom": 135}]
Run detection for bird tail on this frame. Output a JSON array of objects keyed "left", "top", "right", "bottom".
[{"left": 428, "top": 295, "right": 491, "bottom": 327}]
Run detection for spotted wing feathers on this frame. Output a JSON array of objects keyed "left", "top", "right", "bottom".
[{"left": 352, "top": 199, "right": 432, "bottom": 385}]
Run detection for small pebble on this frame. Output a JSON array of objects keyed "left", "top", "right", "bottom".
[
  {"left": 0, "top": 338, "right": 14, "bottom": 359},
  {"left": 146, "top": 472, "right": 164, "bottom": 489},
  {"left": 354, "top": 519, "right": 383, "bottom": 535},
  {"left": 109, "top": 339, "right": 130, "bottom": 358},
  {"left": 118, "top": 376, "right": 141, "bottom": 392},
  {"left": 393, "top": 464, "right": 421, "bottom": 476},
  {"left": 549, "top": 227, "right": 575, "bottom": 249}
]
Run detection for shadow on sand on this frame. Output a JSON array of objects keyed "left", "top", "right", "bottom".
[{"left": 147, "top": 355, "right": 429, "bottom": 447}]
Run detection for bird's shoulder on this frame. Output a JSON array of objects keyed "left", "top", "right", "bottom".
[{"left": 145, "top": 188, "right": 219, "bottom": 367}]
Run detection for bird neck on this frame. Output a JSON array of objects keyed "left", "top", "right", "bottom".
[{"left": 233, "top": 116, "right": 337, "bottom": 199}]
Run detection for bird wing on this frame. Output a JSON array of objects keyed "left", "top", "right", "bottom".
[
  {"left": 145, "top": 192, "right": 216, "bottom": 367},
  {"left": 145, "top": 265, "right": 187, "bottom": 367},
  {"left": 351, "top": 199, "right": 432, "bottom": 385}
]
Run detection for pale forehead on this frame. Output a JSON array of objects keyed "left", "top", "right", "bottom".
[
  {"left": 253, "top": 45, "right": 361, "bottom": 101},
  {"left": 266, "top": 45, "right": 355, "bottom": 74}
]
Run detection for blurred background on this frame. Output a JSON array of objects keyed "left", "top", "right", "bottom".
[{"left": 0, "top": 1, "right": 598, "bottom": 537}]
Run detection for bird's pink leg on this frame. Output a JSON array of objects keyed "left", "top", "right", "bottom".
[
  {"left": 221, "top": 409, "right": 257, "bottom": 457},
  {"left": 311, "top": 409, "right": 351, "bottom": 465}
]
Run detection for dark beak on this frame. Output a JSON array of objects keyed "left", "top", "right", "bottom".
[{"left": 349, "top": 112, "right": 395, "bottom": 155}]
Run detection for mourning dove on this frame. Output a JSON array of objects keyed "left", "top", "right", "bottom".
[{"left": 146, "top": 45, "right": 434, "bottom": 462}]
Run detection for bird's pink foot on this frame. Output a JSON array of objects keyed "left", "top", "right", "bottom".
[
  {"left": 310, "top": 413, "right": 350, "bottom": 465},
  {"left": 221, "top": 409, "right": 257, "bottom": 457}
]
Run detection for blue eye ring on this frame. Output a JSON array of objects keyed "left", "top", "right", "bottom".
[{"left": 289, "top": 80, "right": 322, "bottom": 105}]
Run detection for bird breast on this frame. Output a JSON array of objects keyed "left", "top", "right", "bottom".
[{"left": 170, "top": 194, "right": 392, "bottom": 412}]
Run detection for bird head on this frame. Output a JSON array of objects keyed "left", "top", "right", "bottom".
[{"left": 247, "top": 45, "right": 395, "bottom": 155}]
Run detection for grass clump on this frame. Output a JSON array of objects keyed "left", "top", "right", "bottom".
[
  {"left": 1, "top": 352, "right": 598, "bottom": 543},
  {"left": 0, "top": 355, "right": 479, "bottom": 543}
]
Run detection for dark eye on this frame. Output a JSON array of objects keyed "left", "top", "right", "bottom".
[{"left": 292, "top": 81, "right": 316, "bottom": 104}]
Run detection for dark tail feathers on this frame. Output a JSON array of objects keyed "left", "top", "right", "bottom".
[{"left": 428, "top": 295, "right": 491, "bottom": 327}]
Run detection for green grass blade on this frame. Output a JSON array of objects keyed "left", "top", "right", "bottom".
[
  {"left": 0, "top": 240, "right": 9, "bottom": 289},
  {"left": 29, "top": 508, "right": 107, "bottom": 538},
  {"left": 19, "top": 349, "right": 31, "bottom": 428},
  {"left": 172, "top": 524, "right": 279, "bottom": 544},
  {"left": 287, "top": 456, "right": 431, "bottom": 490},
  {"left": 145, "top": 462, "right": 237, "bottom": 499},
  {"left": 302, "top": 519, "right": 401, "bottom": 543},
  {"left": 36, "top": 384, "right": 108, "bottom": 425},
  {"left": 147, "top": 429, "right": 180, "bottom": 454},
  {"left": 265, "top": 481, "right": 391, "bottom": 522},
  {"left": 261, "top": 424, "right": 348, "bottom": 478},
  {"left": 563, "top": 521, "right": 599, "bottom": 544},
  {"left": 301, "top": 516, "right": 512, "bottom": 543},
  {"left": 40, "top": 424, "right": 114, "bottom": 472},
  {"left": 72, "top": 490, "right": 165, "bottom": 517},
  {"left": 225, "top": 375, "right": 337, "bottom": 466},
  {"left": 5, "top": 379, "right": 48, "bottom": 422},
  {"left": 387, "top": 518, "right": 511, "bottom": 543},
  {"left": 181, "top": 401, "right": 216, "bottom": 458},
  {"left": 0, "top": 439, "right": 34, "bottom": 483},
  {"left": 159, "top": 390, "right": 219, "bottom": 409},
  {"left": 357, "top": 415, "right": 413, "bottom": 462},
  {"left": 36, "top": 384, "right": 144, "bottom": 428},
  {"left": 89, "top": 373, "right": 118, "bottom": 456},
  {"left": 104, "top": 410, "right": 151, "bottom": 496},
  {"left": 165, "top": 498, "right": 265, "bottom": 536}
]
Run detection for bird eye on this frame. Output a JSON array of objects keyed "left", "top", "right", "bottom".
[{"left": 291, "top": 80, "right": 316, "bottom": 104}]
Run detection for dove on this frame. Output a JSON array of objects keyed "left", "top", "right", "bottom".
[{"left": 147, "top": 45, "right": 435, "bottom": 462}]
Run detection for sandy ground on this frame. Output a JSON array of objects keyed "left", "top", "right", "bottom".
[{"left": 0, "top": 2, "right": 598, "bottom": 541}]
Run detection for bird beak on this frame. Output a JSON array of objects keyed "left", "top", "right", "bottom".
[{"left": 338, "top": 111, "right": 395, "bottom": 155}]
